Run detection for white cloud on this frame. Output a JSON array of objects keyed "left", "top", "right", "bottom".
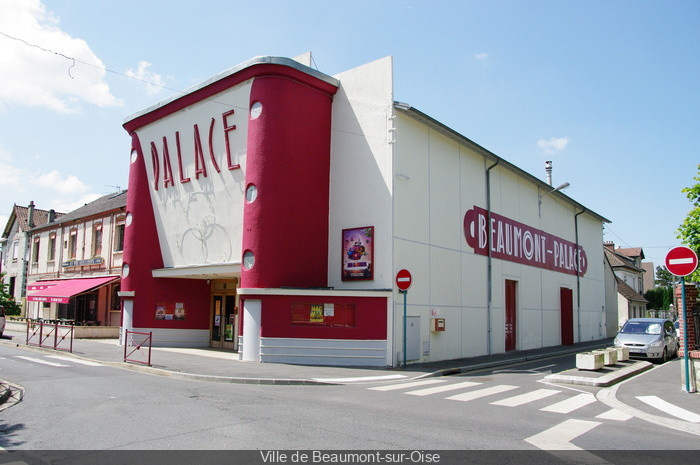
[
  {"left": 35, "top": 170, "right": 89, "bottom": 195},
  {"left": 474, "top": 53, "right": 488, "bottom": 61},
  {"left": 0, "top": 0, "right": 122, "bottom": 113},
  {"left": 0, "top": 155, "right": 102, "bottom": 219},
  {"left": 537, "top": 137, "right": 569, "bottom": 154},
  {"left": 126, "top": 61, "right": 166, "bottom": 95}
]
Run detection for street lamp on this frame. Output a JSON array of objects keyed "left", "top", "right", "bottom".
[{"left": 538, "top": 182, "right": 570, "bottom": 217}]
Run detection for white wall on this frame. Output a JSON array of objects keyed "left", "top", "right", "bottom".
[
  {"left": 134, "top": 83, "right": 251, "bottom": 269},
  {"left": 392, "top": 112, "right": 607, "bottom": 363},
  {"left": 327, "top": 56, "right": 394, "bottom": 290}
]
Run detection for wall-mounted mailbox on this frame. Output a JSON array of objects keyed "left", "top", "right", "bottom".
[{"left": 430, "top": 318, "right": 445, "bottom": 332}]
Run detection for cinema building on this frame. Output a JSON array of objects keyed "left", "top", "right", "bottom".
[{"left": 121, "top": 55, "right": 610, "bottom": 366}]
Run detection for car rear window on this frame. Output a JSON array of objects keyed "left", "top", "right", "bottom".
[{"left": 620, "top": 321, "right": 662, "bottom": 335}]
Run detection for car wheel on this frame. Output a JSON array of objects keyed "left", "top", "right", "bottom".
[{"left": 659, "top": 348, "right": 668, "bottom": 363}]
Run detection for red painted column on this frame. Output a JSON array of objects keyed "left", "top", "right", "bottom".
[{"left": 241, "top": 75, "right": 337, "bottom": 289}]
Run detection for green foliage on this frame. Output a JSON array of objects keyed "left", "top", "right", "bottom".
[
  {"left": 655, "top": 266, "right": 675, "bottom": 288},
  {"left": 0, "top": 276, "right": 21, "bottom": 316},
  {"left": 644, "top": 288, "right": 664, "bottom": 310},
  {"left": 677, "top": 164, "right": 700, "bottom": 282}
]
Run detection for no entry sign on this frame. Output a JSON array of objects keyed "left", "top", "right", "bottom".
[
  {"left": 396, "top": 269, "right": 412, "bottom": 291},
  {"left": 665, "top": 246, "right": 698, "bottom": 277}
]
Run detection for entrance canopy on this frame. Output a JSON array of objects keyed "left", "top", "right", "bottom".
[{"left": 27, "top": 276, "right": 119, "bottom": 304}]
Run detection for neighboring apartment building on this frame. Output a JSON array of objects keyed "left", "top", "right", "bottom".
[
  {"left": 642, "top": 261, "right": 655, "bottom": 293},
  {"left": 0, "top": 202, "right": 59, "bottom": 313},
  {"left": 24, "top": 191, "right": 127, "bottom": 326},
  {"left": 604, "top": 242, "right": 647, "bottom": 323}
]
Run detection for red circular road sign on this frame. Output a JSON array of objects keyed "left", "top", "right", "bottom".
[
  {"left": 665, "top": 246, "right": 699, "bottom": 277},
  {"left": 396, "top": 269, "right": 412, "bottom": 291}
]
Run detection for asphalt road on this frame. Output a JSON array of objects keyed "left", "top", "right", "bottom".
[{"left": 0, "top": 344, "right": 698, "bottom": 454}]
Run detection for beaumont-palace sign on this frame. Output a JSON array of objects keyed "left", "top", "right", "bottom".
[{"left": 463, "top": 206, "right": 588, "bottom": 276}]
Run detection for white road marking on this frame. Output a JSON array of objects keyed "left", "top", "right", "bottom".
[
  {"left": 47, "top": 355, "right": 103, "bottom": 366},
  {"left": 406, "top": 381, "right": 482, "bottom": 396},
  {"left": 446, "top": 384, "right": 518, "bottom": 402},
  {"left": 525, "top": 419, "right": 610, "bottom": 464},
  {"left": 491, "top": 388, "right": 561, "bottom": 407},
  {"left": 15, "top": 356, "right": 68, "bottom": 367},
  {"left": 596, "top": 408, "right": 633, "bottom": 421},
  {"left": 368, "top": 379, "right": 446, "bottom": 391},
  {"left": 313, "top": 374, "right": 407, "bottom": 383},
  {"left": 636, "top": 396, "right": 700, "bottom": 423},
  {"left": 540, "top": 393, "right": 596, "bottom": 414}
]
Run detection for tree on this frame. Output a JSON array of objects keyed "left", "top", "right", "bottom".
[
  {"left": 677, "top": 164, "right": 700, "bottom": 282},
  {"left": 0, "top": 273, "right": 21, "bottom": 316},
  {"left": 655, "top": 265, "right": 675, "bottom": 288},
  {"left": 644, "top": 288, "right": 664, "bottom": 310}
]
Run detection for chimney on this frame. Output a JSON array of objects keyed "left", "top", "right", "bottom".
[
  {"left": 48, "top": 209, "right": 56, "bottom": 223},
  {"left": 28, "top": 201, "right": 35, "bottom": 228},
  {"left": 545, "top": 161, "right": 553, "bottom": 186},
  {"left": 604, "top": 241, "right": 614, "bottom": 249}
]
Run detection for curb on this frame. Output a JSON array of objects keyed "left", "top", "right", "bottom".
[
  {"left": 415, "top": 341, "right": 611, "bottom": 379},
  {"left": 0, "top": 382, "right": 11, "bottom": 404},
  {"left": 543, "top": 361, "right": 653, "bottom": 387},
  {"left": 0, "top": 339, "right": 338, "bottom": 386}
]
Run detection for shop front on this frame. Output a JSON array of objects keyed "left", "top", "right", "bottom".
[{"left": 26, "top": 276, "right": 119, "bottom": 325}]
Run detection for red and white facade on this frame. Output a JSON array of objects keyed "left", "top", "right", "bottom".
[{"left": 121, "top": 55, "right": 609, "bottom": 366}]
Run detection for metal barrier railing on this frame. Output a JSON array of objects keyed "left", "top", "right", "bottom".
[
  {"left": 26, "top": 319, "right": 74, "bottom": 353},
  {"left": 124, "top": 330, "right": 152, "bottom": 366}
]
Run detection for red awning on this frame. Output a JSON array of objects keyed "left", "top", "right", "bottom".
[
  {"left": 27, "top": 280, "right": 63, "bottom": 292},
  {"left": 27, "top": 276, "right": 119, "bottom": 304}
]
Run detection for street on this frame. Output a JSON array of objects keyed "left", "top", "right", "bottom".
[{"left": 1, "top": 344, "right": 698, "bottom": 454}]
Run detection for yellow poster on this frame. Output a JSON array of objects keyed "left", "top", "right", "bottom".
[{"left": 310, "top": 304, "right": 324, "bottom": 323}]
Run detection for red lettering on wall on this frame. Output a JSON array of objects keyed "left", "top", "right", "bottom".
[
  {"left": 150, "top": 141, "right": 160, "bottom": 191},
  {"left": 222, "top": 110, "right": 240, "bottom": 170},
  {"left": 161, "top": 136, "right": 175, "bottom": 188},
  {"left": 175, "top": 131, "right": 191, "bottom": 183},
  {"left": 193, "top": 124, "right": 207, "bottom": 179},
  {"left": 208, "top": 118, "right": 221, "bottom": 173}
]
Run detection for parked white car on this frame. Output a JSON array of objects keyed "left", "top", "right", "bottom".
[{"left": 614, "top": 318, "right": 678, "bottom": 363}]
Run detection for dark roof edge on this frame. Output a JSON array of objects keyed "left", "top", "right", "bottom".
[{"left": 394, "top": 102, "right": 611, "bottom": 224}]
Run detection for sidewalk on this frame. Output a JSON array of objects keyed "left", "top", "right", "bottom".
[
  {"left": 599, "top": 357, "right": 700, "bottom": 434},
  {"left": 0, "top": 329, "right": 612, "bottom": 385}
]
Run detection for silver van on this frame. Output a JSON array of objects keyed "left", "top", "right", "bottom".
[{"left": 614, "top": 318, "right": 678, "bottom": 363}]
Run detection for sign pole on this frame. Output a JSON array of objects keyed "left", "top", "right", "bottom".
[
  {"left": 682, "top": 276, "right": 690, "bottom": 393},
  {"left": 402, "top": 290, "right": 407, "bottom": 368}
]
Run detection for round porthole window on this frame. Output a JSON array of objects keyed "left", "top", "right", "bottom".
[
  {"left": 243, "top": 251, "right": 255, "bottom": 270},
  {"left": 130, "top": 149, "right": 138, "bottom": 164},
  {"left": 245, "top": 184, "right": 258, "bottom": 203},
  {"left": 125, "top": 212, "right": 133, "bottom": 227},
  {"left": 250, "top": 101, "right": 262, "bottom": 120},
  {"left": 122, "top": 263, "right": 130, "bottom": 278}
]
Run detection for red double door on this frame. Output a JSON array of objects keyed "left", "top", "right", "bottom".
[
  {"left": 505, "top": 280, "right": 517, "bottom": 352},
  {"left": 505, "top": 282, "right": 574, "bottom": 351}
]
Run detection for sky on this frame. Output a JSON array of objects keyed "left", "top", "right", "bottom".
[{"left": 0, "top": 0, "right": 698, "bottom": 268}]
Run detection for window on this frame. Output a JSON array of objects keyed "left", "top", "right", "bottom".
[
  {"left": 114, "top": 223, "right": 125, "bottom": 252},
  {"left": 12, "top": 240, "right": 18, "bottom": 261},
  {"left": 68, "top": 230, "right": 77, "bottom": 259},
  {"left": 111, "top": 284, "right": 121, "bottom": 310},
  {"left": 92, "top": 224, "right": 103, "bottom": 257},
  {"left": 48, "top": 234, "right": 56, "bottom": 261},
  {"left": 32, "top": 238, "right": 40, "bottom": 263}
]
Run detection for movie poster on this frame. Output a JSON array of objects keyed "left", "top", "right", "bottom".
[{"left": 342, "top": 226, "right": 374, "bottom": 281}]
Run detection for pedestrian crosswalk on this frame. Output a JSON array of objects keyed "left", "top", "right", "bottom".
[
  {"left": 8, "top": 354, "right": 103, "bottom": 368},
  {"left": 363, "top": 378, "right": 613, "bottom": 419}
]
